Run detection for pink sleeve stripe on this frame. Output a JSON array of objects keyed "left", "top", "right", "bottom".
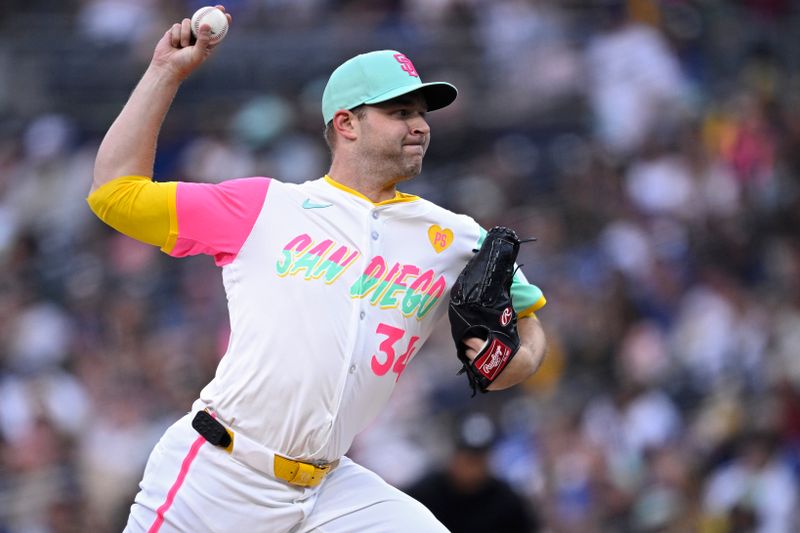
[{"left": 169, "top": 178, "right": 271, "bottom": 266}]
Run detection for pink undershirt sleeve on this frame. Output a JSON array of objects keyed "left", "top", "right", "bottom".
[{"left": 169, "top": 177, "right": 271, "bottom": 266}]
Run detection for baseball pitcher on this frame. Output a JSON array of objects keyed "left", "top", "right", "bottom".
[{"left": 88, "top": 6, "right": 547, "bottom": 532}]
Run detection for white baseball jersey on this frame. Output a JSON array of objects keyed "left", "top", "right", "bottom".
[
  {"left": 188, "top": 175, "right": 545, "bottom": 461},
  {"left": 94, "top": 174, "right": 545, "bottom": 463}
]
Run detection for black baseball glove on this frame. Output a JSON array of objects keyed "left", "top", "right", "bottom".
[{"left": 449, "top": 227, "right": 529, "bottom": 396}]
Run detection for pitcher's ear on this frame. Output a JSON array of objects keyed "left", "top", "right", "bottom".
[{"left": 332, "top": 109, "right": 360, "bottom": 142}]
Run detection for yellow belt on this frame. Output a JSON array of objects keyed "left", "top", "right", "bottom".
[
  {"left": 194, "top": 410, "right": 337, "bottom": 488},
  {"left": 273, "top": 455, "right": 339, "bottom": 488}
]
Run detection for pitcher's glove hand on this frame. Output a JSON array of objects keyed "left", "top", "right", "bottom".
[{"left": 449, "top": 227, "right": 528, "bottom": 396}]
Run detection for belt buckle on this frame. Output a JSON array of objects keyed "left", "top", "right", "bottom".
[
  {"left": 293, "top": 462, "right": 319, "bottom": 487},
  {"left": 274, "top": 455, "right": 330, "bottom": 488},
  {"left": 313, "top": 460, "right": 332, "bottom": 472}
]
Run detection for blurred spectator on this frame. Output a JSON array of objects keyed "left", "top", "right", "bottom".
[
  {"left": 406, "top": 413, "right": 540, "bottom": 533},
  {"left": 584, "top": 1, "right": 691, "bottom": 156},
  {"left": 76, "top": 0, "right": 160, "bottom": 47},
  {"left": 670, "top": 268, "right": 768, "bottom": 391},
  {"left": 476, "top": 0, "right": 583, "bottom": 123},
  {"left": 702, "top": 432, "right": 798, "bottom": 533},
  {"left": 630, "top": 445, "right": 697, "bottom": 532}
]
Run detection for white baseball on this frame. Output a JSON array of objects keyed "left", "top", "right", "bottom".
[{"left": 190, "top": 7, "right": 229, "bottom": 43}]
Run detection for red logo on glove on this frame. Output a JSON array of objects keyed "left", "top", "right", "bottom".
[
  {"left": 394, "top": 53, "right": 419, "bottom": 77},
  {"left": 500, "top": 307, "right": 512, "bottom": 326},
  {"left": 474, "top": 339, "right": 512, "bottom": 380}
]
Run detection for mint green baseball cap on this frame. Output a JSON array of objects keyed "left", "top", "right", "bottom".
[{"left": 322, "top": 50, "right": 458, "bottom": 124}]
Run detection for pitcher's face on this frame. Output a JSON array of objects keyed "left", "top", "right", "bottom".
[{"left": 355, "top": 93, "right": 431, "bottom": 181}]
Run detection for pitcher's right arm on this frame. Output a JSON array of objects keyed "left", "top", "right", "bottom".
[{"left": 92, "top": 6, "right": 232, "bottom": 193}]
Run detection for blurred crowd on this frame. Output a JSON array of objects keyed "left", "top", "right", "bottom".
[{"left": 2, "top": 0, "right": 800, "bottom": 531}]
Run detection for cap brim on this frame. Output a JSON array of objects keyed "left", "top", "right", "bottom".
[{"left": 363, "top": 81, "right": 458, "bottom": 112}]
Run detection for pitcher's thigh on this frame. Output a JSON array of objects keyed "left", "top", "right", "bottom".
[{"left": 124, "top": 416, "right": 309, "bottom": 533}]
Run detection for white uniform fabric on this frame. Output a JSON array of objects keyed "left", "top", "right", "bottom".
[
  {"left": 201, "top": 177, "right": 536, "bottom": 462},
  {"left": 126, "top": 176, "right": 543, "bottom": 531},
  {"left": 125, "top": 412, "right": 448, "bottom": 532}
]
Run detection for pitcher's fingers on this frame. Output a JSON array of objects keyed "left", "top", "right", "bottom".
[
  {"left": 214, "top": 5, "right": 233, "bottom": 25},
  {"left": 464, "top": 337, "right": 487, "bottom": 352},
  {"left": 194, "top": 23, "right": 212, "bottom": 51},
  {"left": 169, "top": 23, "right": 182, "bottom": 48},
  {"left": 180, "top": 18, "right": 192, "bottom": 48},
  {"left": 464, "top": 337, "right": 489, "bottom": 361}
]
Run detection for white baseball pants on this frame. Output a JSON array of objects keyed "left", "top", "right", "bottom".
[{"left": 123, "top": 412, "right": 448, "bottom": 532}]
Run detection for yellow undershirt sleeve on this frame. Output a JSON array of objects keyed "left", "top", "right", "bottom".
[
  {"left": 87, "top": 176, "right": 178, "bottom": 250},
  {"left": 517, "top": 295, "right": 546, "bottom": 319}
]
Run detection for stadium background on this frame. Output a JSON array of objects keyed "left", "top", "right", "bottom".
[{"left": 1, "top": 0, "right": 800, "bottom": 531}]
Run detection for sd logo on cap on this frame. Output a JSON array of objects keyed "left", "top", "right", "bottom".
[{"left": 321, "top": 50, "right": 458, "bottom": 124}]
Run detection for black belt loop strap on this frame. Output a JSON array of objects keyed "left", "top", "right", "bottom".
[{"left": 192, "top": 410, "right": 232, "bottom": 449}]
